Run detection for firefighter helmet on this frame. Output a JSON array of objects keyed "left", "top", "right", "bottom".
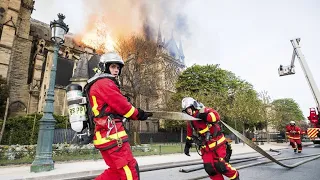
[
  {"left": 98, "top": 51, "right": 124, "bottom": 75},
  {"left": 181, "top": 97, "right": 203, "bottom": 111},
  {"left": 290, "top": 121, "right": 295, "bottom": 125}
]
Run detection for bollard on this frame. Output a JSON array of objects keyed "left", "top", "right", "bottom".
[{"left": 159, "top": 145, "right": 162, "bottom": 155}]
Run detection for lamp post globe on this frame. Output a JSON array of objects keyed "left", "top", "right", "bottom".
[{"left": 30, "top": 13, "right": 69, "bottom": 173}]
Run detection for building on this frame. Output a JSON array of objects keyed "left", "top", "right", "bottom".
[{"left": 0, "top": 0, "right": 185, "bottom": 132}]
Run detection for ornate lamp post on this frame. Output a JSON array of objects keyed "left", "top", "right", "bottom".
[{"left": 30, "top": 13, "right": 69, "bottom": 172}]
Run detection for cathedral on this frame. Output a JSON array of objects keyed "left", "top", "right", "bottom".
[{"left": 0, "top": 0, "right": 185, "bottom": 132}]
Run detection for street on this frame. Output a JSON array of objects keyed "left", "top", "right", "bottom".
[{"left": 140, "top": 145, "right": 320, "bottom": 180}]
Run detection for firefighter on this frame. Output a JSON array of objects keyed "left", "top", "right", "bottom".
[
  {"left": 85, "top": 52, "right": 152, "bottom": 180},
  {"left": 182, "top": 97, "right": 240, "bottom": 180},
  {"left": 286, "top": 121, "right": 302, "bottom": 153}
]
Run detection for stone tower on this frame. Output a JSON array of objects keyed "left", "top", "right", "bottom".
[{"left": 0, "top": 0, "right": 35, "bottom": 116}]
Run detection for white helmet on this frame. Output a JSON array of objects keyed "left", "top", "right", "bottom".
[
  {"left": 98, "top": 51, "right": 124, "bottom": 75},
  {"left": 181, "top": 97, "right": 203, "bottom": 111},
  {"left": 289, "top": 121, "right": 295, "bottom": 125}
]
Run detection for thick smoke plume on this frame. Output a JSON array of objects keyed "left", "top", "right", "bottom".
[{"left": 80, "top": 0, "right": 190, "bottom": 41}]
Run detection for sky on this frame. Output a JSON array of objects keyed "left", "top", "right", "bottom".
[{"left": 32, "top": 0, "right": 320, "bottom": 118}]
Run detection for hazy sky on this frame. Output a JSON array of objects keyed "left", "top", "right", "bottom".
[{"left": 32, "top": 0, "right": 320, "bottom": 118}]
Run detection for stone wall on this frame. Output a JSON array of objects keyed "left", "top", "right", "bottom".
[{"left": 7, "top": 37, "right": 32, "bottom": 116}]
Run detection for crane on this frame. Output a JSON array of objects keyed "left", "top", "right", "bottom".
[{"left": 278, "top": 38, "right": 320, "bottom": 143}]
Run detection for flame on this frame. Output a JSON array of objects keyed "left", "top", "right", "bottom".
[{"left": 80, "top": 18, "right": 116, "bottom": 53}]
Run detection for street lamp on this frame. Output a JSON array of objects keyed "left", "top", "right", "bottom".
[{"left": 30, "top": 13, "right": 69, "bottom": 173}]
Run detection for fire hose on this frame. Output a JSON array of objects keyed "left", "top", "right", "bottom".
[
  {"left": 187, "top": 153, "right": 320, "bottom": 180},
  {"left": 220, "top": 120, "right": 320, "bottom": 168},
  {"left": 180, "top": 150, "right": 280, "bottom": 173},
  {"left": 186, "top": 120, "right": 320, "bottom": 180}
]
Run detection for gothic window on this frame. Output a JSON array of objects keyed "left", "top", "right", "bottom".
[
  {"left": 146, "top": 122, "right": 150, "bottom": 132},
  {"left": 0, "top": 7, "right": 5, "bottom": 40},
  {"left": 9, "top": 101, "right": 27, "bottom": 115}
]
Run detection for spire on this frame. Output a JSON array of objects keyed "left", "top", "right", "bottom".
[
  {"left": 157, "top": 25, "right": 162, "bottom": 45},
  {"left": 179, "top": 38, "right": 185, "bottom": 61}
]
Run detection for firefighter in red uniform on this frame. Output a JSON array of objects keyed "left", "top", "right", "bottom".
[
  {"left": 286, "top": 121, "right": 302, "bottom": 153},
  {"left": 182, "top": 97, "right": 240, "bottom": 180},
  {"left": 85, "top": 52, "right": 152, "bottom": 180}
]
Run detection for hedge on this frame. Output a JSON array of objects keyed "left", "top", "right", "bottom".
[{"left": 0, "top": 114, "right": 70, "bottom": 145}]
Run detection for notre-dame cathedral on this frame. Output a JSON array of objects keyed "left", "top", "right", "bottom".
[{"left": 0, "top": 0, "right": 185, "bottom": 132}]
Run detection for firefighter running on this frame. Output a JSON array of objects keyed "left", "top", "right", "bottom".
[
  {"left": 286, "top": 121, "right": 302, "bottom": 153},
  {"left": 182, "top": 97, "right": 240, "bottom": 180},
  {"left": 85, "top": 52, "right": 152, "bottom": 180}
]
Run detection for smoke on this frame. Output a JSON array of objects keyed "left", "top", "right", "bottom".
[{"left": 80, "top": 0, "right": 190, "bottom": 41}]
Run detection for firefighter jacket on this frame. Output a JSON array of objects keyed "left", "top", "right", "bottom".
[
  {"left": 186, "top": 107, "right": 226, "bottom": 150},
  {"left": 286, "top": 125, "right": 301, "bottom": 140},
  {"left": 88, "top": 76, "right": 140, "bottom": 151}
]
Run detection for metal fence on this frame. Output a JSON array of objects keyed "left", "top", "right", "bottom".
[{"left": 53, "top": 129, "right": 286, "bottom": 144}]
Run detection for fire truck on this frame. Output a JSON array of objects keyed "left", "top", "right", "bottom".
[{"left": 278, "top": 38, "right": 320, "bottom": 144}]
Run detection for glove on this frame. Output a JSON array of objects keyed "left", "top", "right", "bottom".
[
  {"left": 137, "top": 108, "right": 153, "bottom": 120},
  {"left": 198, "top": 112, "right": 208, "bottom": 121},
  {"left": 184, "top": 138, "right": 193, "bottom": 156}
]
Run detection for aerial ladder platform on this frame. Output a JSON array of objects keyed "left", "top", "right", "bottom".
[{"left": 278, "top": 38, "right": 320, "bottom": 144}]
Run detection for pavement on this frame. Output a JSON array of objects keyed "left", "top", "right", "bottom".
[{"left": 0, "top": 142, "right": 292, "bottom": 180}]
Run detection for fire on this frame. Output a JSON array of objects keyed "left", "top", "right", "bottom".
[{"left": 80, "top": 18, "right": 116, "bottom": 53}]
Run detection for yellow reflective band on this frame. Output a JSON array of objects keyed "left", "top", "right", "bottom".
[
  {"left": 186, "top": 136, "right": 192, "bottom": 140},
  {"left": 91, "top": 96, "right": 99, "bottom": 116},
  {"left": 226, "top": 163, "right": 236, "bottom": 171},
  {"left": 124, "top": 106, "right": 135, "bottom": 118},
  {"left": 208, "top": 136, "right": 226, "bottom": 148},
  {"left": 230, "top": 171, "right": 238, "bottom": 179},
  {"left": 123, "top": 165, "right": 133, "bottom": 180},
  {"left": 199, "top": 126, "right": 209, "bottom": 134},
  {"left": 93, "top": 131, "right": 127, "bottom": 145},
  {"left": 209, "top": 112, "right": 216, "bottom": 122}
]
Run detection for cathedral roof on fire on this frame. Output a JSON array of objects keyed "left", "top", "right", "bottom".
[{"left": 157, "top": 27, "right": 185, "bottom": 64}]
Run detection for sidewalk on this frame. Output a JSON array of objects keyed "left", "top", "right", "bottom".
[{"left": 0, "top": 142, "right": 290, "bottom": 180}]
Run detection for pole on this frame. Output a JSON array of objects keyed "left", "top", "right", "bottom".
[
  {"left": 0, "top": 97, "right": 10, "bottom": 143},
  {"left": 235, "top": 120, "right": 239, "bottom": 144},
  {"left": 30, "top": 43, "right": 59, "bottom": 172}
]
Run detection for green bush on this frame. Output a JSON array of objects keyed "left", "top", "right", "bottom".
[{"left": 0, "top": 114, "right": 70, "bottom": 145}]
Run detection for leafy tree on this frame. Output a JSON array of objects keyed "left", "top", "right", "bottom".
[
  {"left": 227, "top": 81, "right": 264, "bottom": 136},
  {"left": 0, "top": 75, "right": 9, "bottom": 118},
  {"left": 270, "top": 98, "right": 305, "bottom": 131},
  {"left": 165, "top": 64, "right": 263, "bottom": 132}
]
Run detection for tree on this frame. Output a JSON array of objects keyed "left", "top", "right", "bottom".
[
  {"left": 114, "top": 35, "right": 182, "bottom": 142},
  {"left": 115, "top": 35, "right": 158, "bottom": 106},
  {"left": 270, "top": 98, "right": 305, "bottom": 131},
  {"left": 227, "top": 81, "right": 264, "bottom": 138},
  {"left": 0, "top": 75, "right": 9, "bottom": 118},
  {"left": 165, "top": 64, "right": 263, "bottom": 132}
]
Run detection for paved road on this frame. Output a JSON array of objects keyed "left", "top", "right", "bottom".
[{"left": 140, "top": 145, "right": 320, "bottom": 180}]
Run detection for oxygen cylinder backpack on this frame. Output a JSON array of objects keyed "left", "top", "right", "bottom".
[
  {"left": 66, "top": 74, "right": 117, "bottom": 144},
  {"left": 66, "top": 83, "right": 94, "bottom": 144}
]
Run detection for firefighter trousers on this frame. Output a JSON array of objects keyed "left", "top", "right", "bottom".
[
  {"left": 289, "top": 138, "right": 302, "bottom": 152},
  {"left": 201, "top": 143, "right": 239, "bottom": 180},
  {"left": 95, "top": 142, "right": 140, "bottom": 180}
]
